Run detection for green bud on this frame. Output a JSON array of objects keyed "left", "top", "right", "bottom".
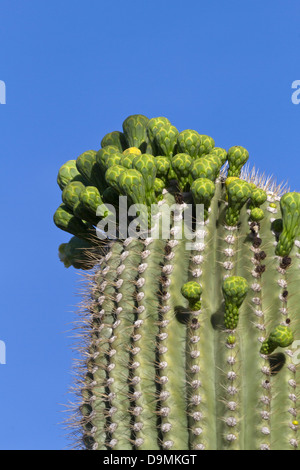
[
  {"left": 191, "top": 156, "right": 220, "bottom": 182},
  {"left": 117, "top": 169, "right": 146, "bottom": 206},
  {"left": 153, "top": 178, "right": 165, "bottom": 200},
  {"left": 155, "top": 156, "right": 171, "bottom": 184},
  {"left": 222, "top": 276, "right": 249, "bottom": 330},
  {"left": 171, "top": 153, "right": 193, "bottom": 191},
  {"left": 198, "top": 135, "right": 215, "bottom": 157},
  {"left": 207, "top": 147, "right": 227, "bottom": 166},
  {"left": 122, "top": 153, "right": 136, "bottom": 169},
  {"left": 146, "top": 117, "right": 171, "bottom": 156},
  {"left": 76, "top": 150, "right": 107, "bottom": 191},
  {"left": 53, "top": 204, "right": 93, "bottom": 240},
  {"left": 132, "top": 154, "right": 157, "bottom": 204},
  {"left": 227, "top": 146, "right": 249, "bottom": 177},
  {"left": 105, "top": 165, "right": 126, "bottom": 193},
  {"left": 226, "top": 179, "right": 252, "bottom": 226},
  {"left": 147, "top": 117, "right": 171, "bottom": 140},
  {"left": 181, "top": 281, "right": 202, "bottom": 311},
  {"left": 57, "top": 160, "right": 84, "bottom": 190},
  {"left": 62, "top": 181, "right": 86, "bottom": 211},
  {"left": 101, "top": 131, "right": 127, "bottom": 152},
  {"left": 153, "top": 124, "right": 179, "bottom": 157},
  {"left": 177, "top": 129, "right": 201, "bottom": 159},
  {"left": 122, "top": 114, "right": 150, "bottom": 152},
  {"left": 79, "top": 186, "right": 108, "bottom": 218},
  {"left": 260, "top": 325, "right": 294, "bottom": 355},
  {"left": 96, "top": 146, "right": 122, "bottom": 172},
  {"left": 250, "top": 188, "right": 267, "bottom": 208},
  {"left": 276, "top": 192, "right": 300, "bottom": 256},
  {"left": 227, "top": 335, "right": 236, "bottom": 345},
  {"left": 250, "top": 207, "right": 265, "bottom": 222},
  {"left": 191, "top": 178, "right": 215, "bottom": 220},
  {"left": 105, "top": 154, "right": 122, "bottom": 168}
]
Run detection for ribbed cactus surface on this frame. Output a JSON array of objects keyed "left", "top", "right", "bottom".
[{"left": 54, "top": 115, "right": 300, "bottom": 450}]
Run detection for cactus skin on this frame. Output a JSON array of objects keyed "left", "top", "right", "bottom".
[{"left": 54, "top": 114, "right": 300, "bottom": 451}]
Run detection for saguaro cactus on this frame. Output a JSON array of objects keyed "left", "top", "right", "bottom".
[{"left": 54, "top": 114, "right": 300, "bottom": 450}]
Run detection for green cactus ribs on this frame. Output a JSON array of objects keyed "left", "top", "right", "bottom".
[{"left": 54, "top": 114, "right": 300, "bottom": 450}]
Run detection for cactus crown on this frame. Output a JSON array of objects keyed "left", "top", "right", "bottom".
[{"left": 54, "top": 114, "right": 300, "bottom": 451}]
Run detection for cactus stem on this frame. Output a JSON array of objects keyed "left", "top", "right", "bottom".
[
  {"left": 158, "top": 211, "right": 190, "bottom": 450},
  {"left": 129, "top": 235, "right": 166, "bottom": 450}
]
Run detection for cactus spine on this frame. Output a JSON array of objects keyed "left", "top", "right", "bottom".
[{"left": 54, "top": 115, "right": 300, "bottom": 450}]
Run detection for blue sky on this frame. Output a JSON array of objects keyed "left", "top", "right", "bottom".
[{"left": 0, "top": 0, "right": 299, "bottom": 450}]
